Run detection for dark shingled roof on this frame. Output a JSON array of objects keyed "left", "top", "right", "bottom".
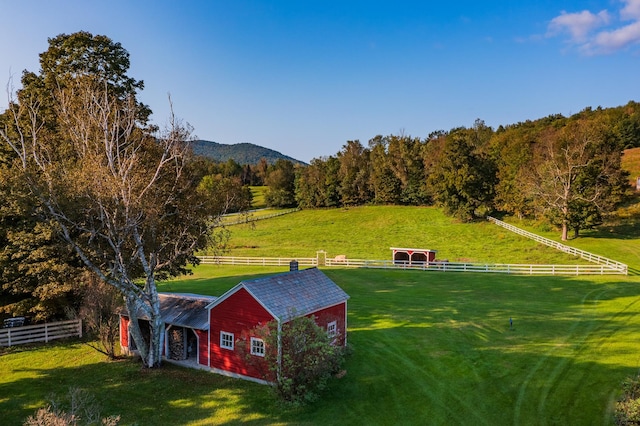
[
  {"left": 155, "top": 293, "right": 217, "bottom": 330},
  {"left": 224, "top": 267, "right": 350, "bottom": 321}
]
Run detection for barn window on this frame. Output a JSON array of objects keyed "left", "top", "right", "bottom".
[
  {"left": 327, "top": 321, "right": 337, "bottom": 338},
  {"left": 220, "top": 331, "right": 234, "bottom": 350},
  {"left": 250, "top": 337, "right": 265, "bottom": 357}
]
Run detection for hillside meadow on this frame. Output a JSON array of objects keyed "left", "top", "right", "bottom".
[
  {"left": 211, "top": 205, "right": 594, "bottom": 265},
  {"left": 2, "top": 206, "right": 640, "bottom": 425}
]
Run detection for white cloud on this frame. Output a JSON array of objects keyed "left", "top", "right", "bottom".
[
  {"left": 547, "top": 10, "right": 610, "bottom": 42},
  {"left": 547, "top": 0, "right": 640, "bottom": 54},
  {"left": 588, "top": 20, "right": 640, "bottom": 53},
  {"left": 621, "top": 0, "right": 640, "bottom": 20}
]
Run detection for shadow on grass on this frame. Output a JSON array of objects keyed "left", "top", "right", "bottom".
[
  {"left": 0, "top": 350, "right": 300, "bottom": 425},
  {"left": 333, "top": 270, "right": 640, "bottom": 424},
  {"left": 580, "top": 221, "right": 640, "bottom": 240}
]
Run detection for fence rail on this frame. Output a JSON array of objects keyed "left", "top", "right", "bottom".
[
  {"left": 198, "top": 256, "right": 623, "bottom": 276},
  {"left": 325, "top": 259, "right": 623, "bottom": 275},
  {"left": 199, "top": 256, "right": 318, "bottom": 267},
  {"left": 0, "top": 319, "right": 82, "bottom": 347},
  {"left": 487, "top": 216, "right": 627, "bottom": 274},
  {"left": 223, "top": 208, "right": 300, "bottom": 226}
]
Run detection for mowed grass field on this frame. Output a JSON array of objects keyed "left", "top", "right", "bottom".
[
  {"left": 211, "top": 205, "right": 596, "bottom": 265},
  {"left": 2, "top": 206, "right": 640, "bottom": 425}
]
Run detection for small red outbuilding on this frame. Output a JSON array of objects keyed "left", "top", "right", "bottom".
[
  {"left": 391, "top": 247, "right": 437, "bottom": 265},
  {"left": 119, "top": 267, "right": 349, "bottom": 383}
]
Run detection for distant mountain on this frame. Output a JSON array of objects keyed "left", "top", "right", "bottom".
[{"left": 189, "top": 140, "right": 305, "bottom": 165}]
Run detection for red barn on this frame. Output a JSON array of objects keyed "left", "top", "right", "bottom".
[{"left": 119, "top": 267, "right": 349, "bottom": 383}]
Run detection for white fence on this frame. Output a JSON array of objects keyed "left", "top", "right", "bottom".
[
  {"left": 487, "top": 216, "right": 628, "bottom": 274},
  {"left": 198, "top": 256, "right": 623, "bottom": 276},
  {"left": 0, "top": 319, "right": 82, "bottom": 347},
  {"left": 324, "top": 259, "right": 623, "bottom": 275},
  {"left": 197, "top": 216, "right": 628, "bottom": 276},
  {"left": 199, "top": 256, "right": 318, "bottom": 267}
]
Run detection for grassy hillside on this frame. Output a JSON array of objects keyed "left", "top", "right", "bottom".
[
  {"left": 623, "top": 147, "right": 640, "bottom": 186},
  {"left": 214, "top": 205, "right": 596, "bottom": 265}
]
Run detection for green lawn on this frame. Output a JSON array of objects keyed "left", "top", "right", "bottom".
[
  {"left": 2, "top": 269, "right": 639, "bottom": 424},
  {"left": 3, "top": 206, "right": 640, "bottom": 425},
  {"left": 211, "top": 205, "right": 593, "bottom": 265}
]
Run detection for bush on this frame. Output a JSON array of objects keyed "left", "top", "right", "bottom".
[
  {"left": 615, "top": 375, "right": 640, "bottom": 425},
  {"left": 23, "top": 387, "right": 120, "bottom": 426},
  {"left": 239, "top": 315, "right": 347, "bottom": 405},
  {"left": 78, "top": 274, "right": 122, "bottom": 359}
]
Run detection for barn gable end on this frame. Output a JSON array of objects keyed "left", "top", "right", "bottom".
[{"left": 208, "top": 287, "right": 274, "bottom": 379}]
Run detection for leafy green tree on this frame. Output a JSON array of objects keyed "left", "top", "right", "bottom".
[
  {"left": 295, "top": 157, "right": 334, "bottom": 208},
  {"left": 1, "top": 32, "right": 224, "bottom": 368},
  {"left": 425, "top": 128, "right": 497, "bottom": 221},
  {"left": 368, "top": 135, "right": 402, "bottom": 204},
  {"left": 528, "top": 118, "right": 629, "bottom": 240},
  {"left": 0, "top": 92, "right": 85, "bottom": 322},
  {"left": 337, "top": 140, "right": 372, "bottom": 205},
  {"left": 198, "top": 174, "right": 252, "bottom": 214},
  {"left": 387, "top": 134, "right": 429, "bottom": 204},
  {"left": 490, "top": 123, "right": 536, "bottom": 218},
  {"left": 265, "top": 159, "right": 297, "bottom": 207}
]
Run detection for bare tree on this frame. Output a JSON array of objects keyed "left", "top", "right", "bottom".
[
  {"left": 1, "top": 76, "right": 222, "bottom": 367},
  {"left": 529, "top": 119, "right": 626, "bottom": 240}
]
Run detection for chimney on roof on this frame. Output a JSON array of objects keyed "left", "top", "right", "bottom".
[{"left": 289, "top": 260, "right": 299, "bottom": 272}]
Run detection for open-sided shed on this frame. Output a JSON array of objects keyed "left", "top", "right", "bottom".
[{"left": 391, "top": 247, "right": 437, "bottom": 265}]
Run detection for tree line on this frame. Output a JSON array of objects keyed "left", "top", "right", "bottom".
[{"left": 260, "top": 108, "right": 637, "bottom": 243}]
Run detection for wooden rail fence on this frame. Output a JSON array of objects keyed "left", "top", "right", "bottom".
[
  {"left": 198, "top": 216, "right": 628, "bottom": 276},
  {"left": 0, "top": 319, "right": 82, "bottom": 347},
  {"left": 199, "top": 256, "right": 318, "bottom": 267},
  {"left": 223, "top": 208, "right": 300, "bottom": 226},
  {"left": 487, "top": 216, "right": 627, "bottom": 274},
  {"left": 198, "top": 256, "right": 624, "bottom": 276}
]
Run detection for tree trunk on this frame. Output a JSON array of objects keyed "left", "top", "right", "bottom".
[
  {"left": 561, "top": 222, "right": 569, "bottom": 241},
  {"left": 125, "top": 295, "right": 164, "bottom": 368}
]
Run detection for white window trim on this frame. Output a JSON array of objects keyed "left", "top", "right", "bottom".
[
  {"left": 220, "top": 331, "right": 234, "bottom": 350},
  {"left": 250, "top": 337, "right": 265, "bottom": 357},
  {"left": 327, "top": 320, "right": 338, "bottom": 338}
]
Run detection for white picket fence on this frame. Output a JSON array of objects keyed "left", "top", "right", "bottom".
[{"left": 0, "top": 319, "right": 83, "bottom": 347}]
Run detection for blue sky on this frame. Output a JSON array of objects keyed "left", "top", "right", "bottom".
[{"left": 1, "top": 1, "right": 639, "bottom": 162}]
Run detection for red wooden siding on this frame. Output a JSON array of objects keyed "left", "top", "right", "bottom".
[
  {"left": 120, "top": 316, "right": 129, "bottom": 348},
  {"left": 306, "top": 302, "right": 348, "bottom": 346},
  {"left": 196, "top": 329, "right": 208, "bottom": 366},
  {"left": 209, "top": 287, "right": 274, "bottom": 379}
]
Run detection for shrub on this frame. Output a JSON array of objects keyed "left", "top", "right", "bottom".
[
  {"left": 615, "top": 375, "right": 640, "bottom": 425},
  {"left": 239, "top": 315, "right": 347, "bottom": 405},
  {"left": 23, "top": 387, "right": 120, "bottom": 426}
]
